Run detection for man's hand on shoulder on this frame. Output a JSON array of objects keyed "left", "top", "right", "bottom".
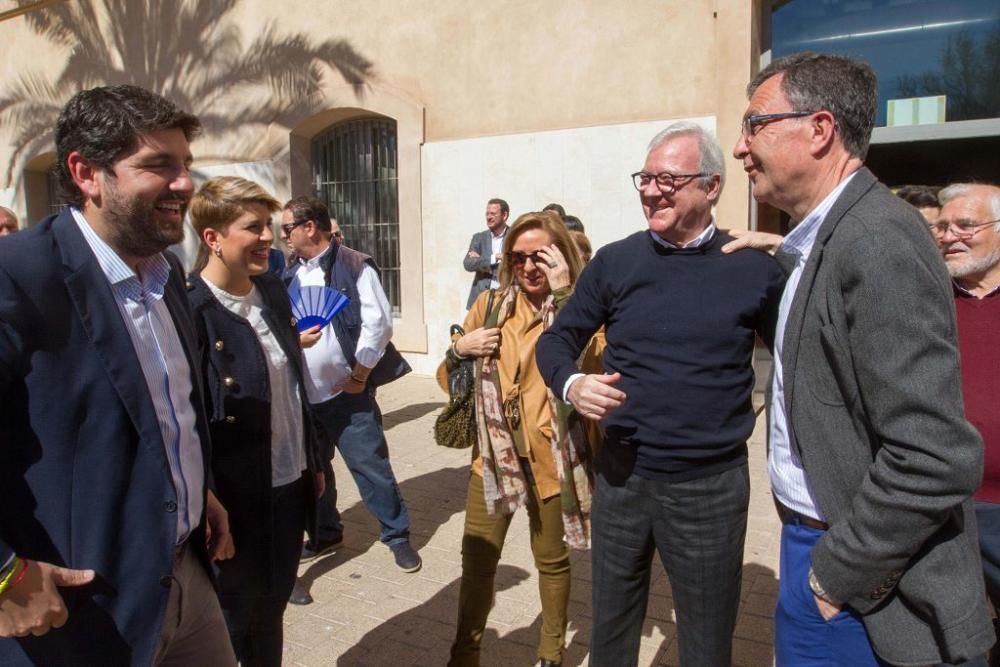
[
  {"left": 0, "top": 559, "right": 95, "bottom": 638},
  {"left": 568, "top": 373, "right": 626, "bottom": 419},
  {"left": 720, "top": 230, "right": 784, "bottom": 255}
]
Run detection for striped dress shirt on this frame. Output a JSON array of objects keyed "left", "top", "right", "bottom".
[
  {"left": 72, "top": 208, "right": 204, "bottom": 543},
  {"left": 768, "top": 171, "right": 857, "bottom": 521}
]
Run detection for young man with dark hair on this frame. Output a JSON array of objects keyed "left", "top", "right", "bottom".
[{"left": 0, "top": 84, "right": 235, "bottom": 665}]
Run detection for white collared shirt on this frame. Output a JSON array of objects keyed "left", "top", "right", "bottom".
[
  {"left": 648, "top": 221, "right": 717, "bottom": 250},
  {"left": 292, "top": 244, "right": 393, "bottom": 404},
  {"left": 769, "top": 172, "right": 857, "bottom": 521},
  {"left": 203, "top": 278, "right": 306, "bottom": 487},
  {"left": 72, "top": 208, "right": 204, "bottom": 544},
  {"left": 489, "top": 226, "right": 507, "bottom": 289}
]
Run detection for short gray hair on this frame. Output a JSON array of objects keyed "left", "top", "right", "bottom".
[
  {"left": 647, "top": 121, "right": 726, "bottom": 197},
  {"left": 939, "top": 183, "right": 1000, "bottom": 232}
]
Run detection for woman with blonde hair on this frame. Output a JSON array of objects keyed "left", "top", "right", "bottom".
[
  {"left": 186, "top": 176, "right": 322, "bottom": 666},
  {"left": 446, "top": 210, "right": 598, "bottom": 667}
]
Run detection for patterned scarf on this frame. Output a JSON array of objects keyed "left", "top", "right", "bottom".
[
  {"left": 475, "top": 284, "right": 531, "bottom": 515},
  {"left": 475, "top": 284, "right": 596, "bottom": 550},
  {"left": 547, "top": 397, "right": 594, "bottom": 550}
]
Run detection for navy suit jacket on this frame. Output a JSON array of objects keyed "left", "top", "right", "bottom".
[{"left": 0, "top": 209, "right": 213, "bottom": 666}]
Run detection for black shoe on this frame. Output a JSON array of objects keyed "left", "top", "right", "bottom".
[
  {"left": 288, "top": 580, "right": 313, "bottom": 606},
  {"left": 389, "top": 541, "right": 422, "bottom": 572},
  {"left": 537, "top": 660, "right": 561, "bottom": 667},
  {"left": 300, "top": 536, "right": 344, "bottom": 563}
]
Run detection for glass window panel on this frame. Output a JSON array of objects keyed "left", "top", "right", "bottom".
[{"left": 772, "top": 0, "right": 1000, "bottom": 126}]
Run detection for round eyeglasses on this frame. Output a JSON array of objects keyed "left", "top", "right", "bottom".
[{"left": 631, "top": 171, "right": 707, "bottom": 193}]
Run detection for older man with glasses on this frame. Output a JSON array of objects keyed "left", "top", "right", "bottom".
[
  {"left": 935, "top": 184, "right": 1000, "bottom": 663},
  {"left": 536, "top": 121, "right": 786, "bottom": 666}
]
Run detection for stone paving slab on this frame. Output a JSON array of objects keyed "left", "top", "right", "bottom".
[{"left": 283, "top": 375, "right": 781, "bottom": 666}]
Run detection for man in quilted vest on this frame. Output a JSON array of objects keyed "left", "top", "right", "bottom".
[{"left": 280, "top": 196, "right": 419, "bottom": 600}]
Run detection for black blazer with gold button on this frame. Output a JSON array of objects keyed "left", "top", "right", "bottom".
[{"left": 186, "top": 272, "right": 321, "bottom": 599}]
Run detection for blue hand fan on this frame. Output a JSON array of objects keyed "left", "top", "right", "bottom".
[{"left": 288, "top": 286, "right": 350, "bottom": 332}]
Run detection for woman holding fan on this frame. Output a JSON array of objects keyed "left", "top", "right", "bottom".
[{"left": 186, "top": 176, "right": 323, "bottom": 666}]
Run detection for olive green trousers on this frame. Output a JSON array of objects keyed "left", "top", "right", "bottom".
[{"left": 448, "top": 469, "right": 571, "bottom": 666}]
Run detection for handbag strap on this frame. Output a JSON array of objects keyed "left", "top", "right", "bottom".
[{"left": 483, "top": 288, "right": 499, "bottom": 328}]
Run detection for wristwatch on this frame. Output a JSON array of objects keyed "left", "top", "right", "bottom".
[{"left": 808, "top": 567, "right": 839, "bottom": 605}]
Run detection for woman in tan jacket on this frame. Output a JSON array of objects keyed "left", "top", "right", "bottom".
[{"left": 446, "top": 211, "right": 596, "bottom": 667}]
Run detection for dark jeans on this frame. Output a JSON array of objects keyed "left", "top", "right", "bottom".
[
  {"left": 221, "top": 477, "right": 308, "bottom": 667},
  {"left": 976, "top": 501, "right": 1000, "bottom": 667},
  {"left": 312, "top": 389, "right": 410, "bottom": 546},
  {"left": 590, "top": 459, "right": 750, "bottom": 667},
  {"left": 976, "top": 502, "right": 1000, "bottom": 610}
]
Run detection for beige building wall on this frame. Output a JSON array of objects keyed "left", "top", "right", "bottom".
[{"left": 0, "top": 0, "right": 758, "bottom": 372}]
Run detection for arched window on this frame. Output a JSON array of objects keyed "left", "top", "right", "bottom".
[{"left": 312, "top": 118, "right": 401, "bottom": 314}]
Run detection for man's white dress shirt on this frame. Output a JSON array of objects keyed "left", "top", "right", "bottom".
[
  {"left": 768, "top": 172, "right": 856, "bottom": 521},
  {"left": 291, "top": 243, "right": 393, "bottom": 405}
]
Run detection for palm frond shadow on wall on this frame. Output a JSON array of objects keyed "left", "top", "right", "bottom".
[{"left": 0, "top": 0, "right": 376, "bottom": 191}]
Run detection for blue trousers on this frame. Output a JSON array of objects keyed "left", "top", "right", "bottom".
[
  {"left": 775, "top": 517, "right": 989, "bottom": 667},
  {"left": 774, "top": 519, "right": 883, "bottom": 667},
  {"left": 311, "top": 389, "right": 410, "bottom": 546}
]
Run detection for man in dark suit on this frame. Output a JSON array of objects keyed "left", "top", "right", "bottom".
[
  {"left": 730, "top": 52, "right": 993, "bottom": 665},
  {"left": 463, "top": 197, "right": 509, "bottom": 309},
  {"left": 0, "top": 85, "right": 235, "bottom": 665}
]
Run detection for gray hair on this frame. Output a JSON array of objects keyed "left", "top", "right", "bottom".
[
  {"left": 939, "top": 183, "right": 1000, "bottom": 232},
  {"left": 748, "top": 51, "right": 877, "bottom": 161},
  {"left": 647, "top": 121, "right": 726, "bottom": 196}
]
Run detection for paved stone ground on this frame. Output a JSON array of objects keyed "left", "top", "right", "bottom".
[{"left": 282, "top": 375, "right": 781, "bottom": 666}]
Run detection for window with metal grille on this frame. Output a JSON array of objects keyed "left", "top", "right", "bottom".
[
  {"left": 312, "top": 118, "right": 401, "bottom": 315},
  {"left": 47, "top": 170, "right": 66, "bottom": 214}
]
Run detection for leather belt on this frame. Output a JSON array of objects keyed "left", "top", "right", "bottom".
[{"left": 774, "top": 497, "right": 829, "bottom": 531}]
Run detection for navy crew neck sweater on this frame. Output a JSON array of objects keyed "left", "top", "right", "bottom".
[{"left": 537, "top": 230, "right": 786, "bottom": 480}]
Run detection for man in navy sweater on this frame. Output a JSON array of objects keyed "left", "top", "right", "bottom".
[{"left": 536, "top": 121, "right": 785, "bottom": 667}]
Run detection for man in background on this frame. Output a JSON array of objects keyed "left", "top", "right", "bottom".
[{"left": 463, "top": 198, "right": 509, "bottom": 309}]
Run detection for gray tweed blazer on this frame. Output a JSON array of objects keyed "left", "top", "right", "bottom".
[
  {"left": 776, "top": 167, "right": 993, "bottom": 665},
  {"left": 463, "top": 229, "right": 498, "bottom": 309}
]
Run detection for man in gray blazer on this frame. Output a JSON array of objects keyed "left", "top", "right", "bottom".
[
  {"left": 463, "top": 197, "right": 509, "bottom": 309},
  {"left": 730, "top": 52, "right": 993, "bottom": 666}
]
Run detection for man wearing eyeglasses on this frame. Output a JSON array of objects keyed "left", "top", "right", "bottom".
[
  {"left": 935, "top": 184, "right": 1000, "bottom": 660},
  {"left": 279, "top": 196, "right": 419, "bottom": 589},
  {"left": 725, "top": 52, "right": 991, "bottom": 666},
  {"left": 536, "top": 121, "right": 785, "bottom": 666},
  {"left": 463, "top": 198, "right": 509, "bottom": 309}
]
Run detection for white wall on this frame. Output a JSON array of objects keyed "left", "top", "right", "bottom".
[{"left": 410, "top": 115, "right": 717, "bottom": 376}]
